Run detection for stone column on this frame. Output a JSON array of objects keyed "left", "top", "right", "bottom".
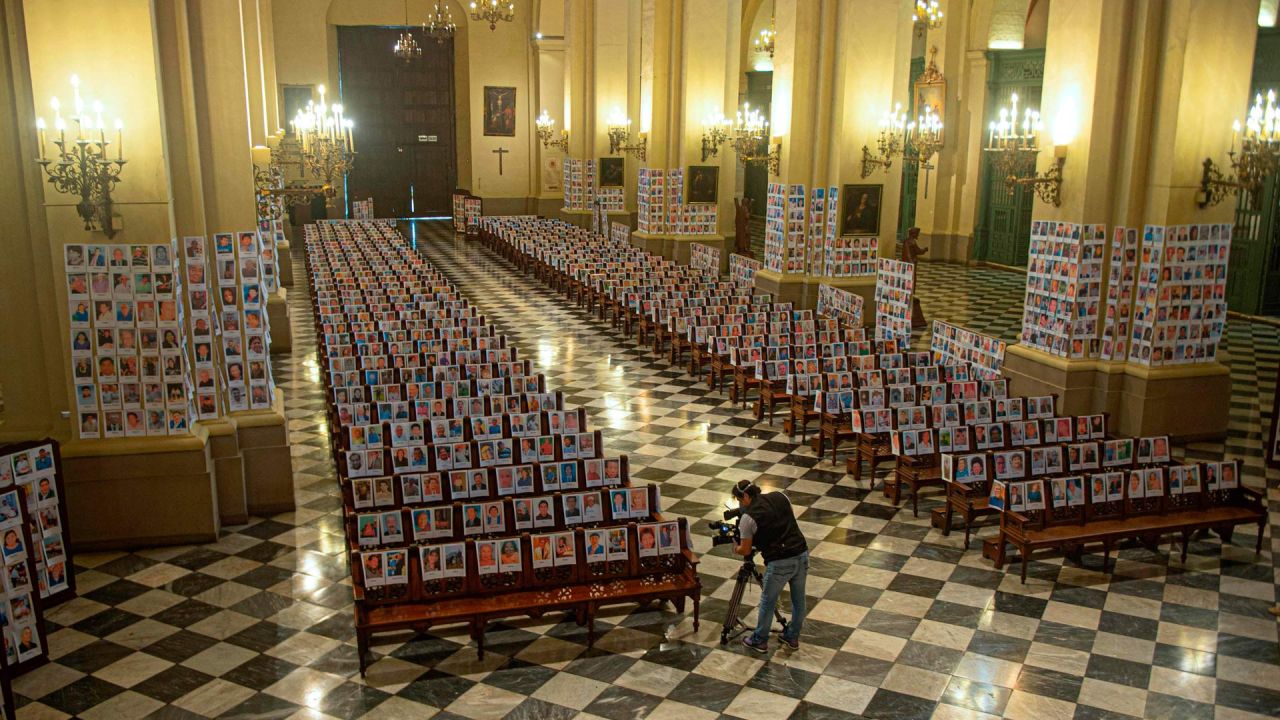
[
  {"left": 188, "top": 0, "right": 295, "bottom": 512},
  {"left": 1001, "top": 0, "right": 1258, "bottom": 439}
]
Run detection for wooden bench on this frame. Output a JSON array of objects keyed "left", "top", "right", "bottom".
[
  {"left": 352, "top": 518, "right": 701, "bottom": 673},
  {"left": 987, "top": 463, "right": 1265, "bottom": 582},
  {"left": 847, "top": 432, "right": 894, "bottom": 488},
  {"left": 890, "top": 455, "right": 944, "bottom": 517}
]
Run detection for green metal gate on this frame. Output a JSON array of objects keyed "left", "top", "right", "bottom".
[{"left": 973, "top": 49, "right": 1045, "bottom": 268}]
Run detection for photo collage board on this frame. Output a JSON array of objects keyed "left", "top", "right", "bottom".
[
  {"left": 930, "top": 320, "right": 1006, "bottom": 381},
  {"left": 689, "top": 242, "right": 721, "bottom": 279},
  {"left": 209, "top": 231, "right": 277, "bottom": 413},
  {"left": 0, "top": 441, "right": 57, "bottom": 674},
  {"left": 463, "top": 197, "right": 484, "bottom": 235},
  {"left": 451, "top": 190, "right": 470, "bottom": 233},
  {"left": 1126, "top": 224, "right": 1231, "bottom": 366},
  {"left": 65, "top": 240, "right": 195, "bottom": 439},
  {"left": 0, "top": 441, "right": 73, "bottom": 606},
  {"left": 815, "top": 283, "right": 864, "bottom": 328},
  {"left": 874, "top": 258, "right": 916, "bottom": 341},
  {"left": 637, "top": 168, "right": 665, "bottom": 233},
  {"left": 729, "top": 253, "right": 762, "bottom": 290},
  {"left": 1019, "top": 221, "right": 1106, "bottom": 359},
  {"left": 610, "top": 221, "right": 631, "bottom": 246},
  {"left": 1099, "top": 225, "right": 1141, "bottom": 361},
  {"left": 762, "top": 183, "right": 807, "bottom": 273},
  {"left": 351, "top": 198, "right": 375, "bottom": 220},
  {"left": 561, "top": 158, "right": 596, "bottom": 212},
  {"left": 806, "top": 187, "right": 829, "bottom": 274},
  {"left": 255, "top": 218, "right": 283, "bottom": 296}
]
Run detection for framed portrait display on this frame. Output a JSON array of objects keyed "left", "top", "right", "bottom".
[
  {"left": 686, "top": 165, "right": 719, "bottom": 204},
  {"left": 840, "top": 184, "right": 882, "bottom": 237},
  {"left": 598, "top": 157, "right": 624, "bottom": 188},
  {"left": 483, "top": 86, "right": 516, "bottom": 136}
]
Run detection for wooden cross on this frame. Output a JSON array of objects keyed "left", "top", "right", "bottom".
[{"left": 492, "top": 146, "right": 509, "bottom": 175}]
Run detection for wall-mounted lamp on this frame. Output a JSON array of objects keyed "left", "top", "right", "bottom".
[
  {"left": 606, "top": 114, "right": 647, "bottom": 160},
  {"left": 983, "top": 93, "right": 1065, "bottom": 206},
  {"left": 1198, "top": 89, "right": 1279, "bottom": 208},
  {"left": 34, "top": 74, "right": 127, "bottom": 238},
  {"left": 701, "top": 112, "right": 731, "bottom": 161},
  {"left": 535, "top": 110, "right": 569, "bottom": 152},
  {"left": 861, "top": 104, "right": 907, "bottom": 177}
]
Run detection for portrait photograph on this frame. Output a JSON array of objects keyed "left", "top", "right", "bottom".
[
  {"left": 598, "top": 157, "right": 625, "bottom": 188},
  {"left": 840, "top": 184, "right": 882, "bottom": 237},
  {"left": 686, "top": 165, "right": 719, "bottom": 204},
  {"left": 483, "top": 86, "right": 516, "bottom": 137}
]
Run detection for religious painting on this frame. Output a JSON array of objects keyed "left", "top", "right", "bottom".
[
  {"left": 913, "top": 47, "right": 946, "bottom": 124},
  {"left": 686, "top": 165, "right": 719, "bottom": 204},
  {"left": 598, "top": 157, "right": 624, "bottom": 188},
  {"left": 840, "top": 184, "right": 882, "bottom": 237},
  {"left": 483, "top": 87, "right": 516, "bottom": 137}
]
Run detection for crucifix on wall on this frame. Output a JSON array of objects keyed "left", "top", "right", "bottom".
[{"left": 492, "top": 146, "right": 509, "bottom": 175}]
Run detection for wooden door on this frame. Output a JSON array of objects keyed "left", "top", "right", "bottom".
[{"left": 337, "top": 26, "right": 457, "bottom": 218}]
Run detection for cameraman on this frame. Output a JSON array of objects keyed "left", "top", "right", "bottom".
[{"left": 732, "top": 479, "right": 808, "bottom": 652}]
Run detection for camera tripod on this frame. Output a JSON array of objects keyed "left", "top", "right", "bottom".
[{"left": 719, "top": 554, "right": 788, "bottom": 645}]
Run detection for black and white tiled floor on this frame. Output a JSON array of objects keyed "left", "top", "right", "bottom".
[{"left": 14, "top": 220, "right": 1278, "bottom": 720}]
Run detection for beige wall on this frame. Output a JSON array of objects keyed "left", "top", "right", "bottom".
[{"left": 271, "top": 0, "right": 541, "bottom": 201}]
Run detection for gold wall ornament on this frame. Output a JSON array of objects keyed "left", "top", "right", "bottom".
[
  {"left": 1198, "top": 90, "right": 1280, "bottom": 208},
  {"left": 700, "top": 112, "right": 731, "bottom": 162},
  {"left": 34, "top": 75, "right": 127, "bottom": 238},
  {"left": 861, "top": 104, "right": 907, "bottom": 178},
  {"left": 606, "top": 114, "right": 646, "bottom": 160}
]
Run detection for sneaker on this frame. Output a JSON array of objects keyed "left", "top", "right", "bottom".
[
  {"left": 742, "top": 635, "right": 768, "bottom": 653},
  {"left": 780, "top": 636, "right": 800, "bottom": 650}
]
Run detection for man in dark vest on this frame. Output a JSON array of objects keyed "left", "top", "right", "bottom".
[{"left": 733, "top": 479, "right": 809, "bottom": 652}]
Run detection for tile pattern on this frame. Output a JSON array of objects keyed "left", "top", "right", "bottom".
[{"left": 12, "top": 219, "right": 1277, "bottom": 720}]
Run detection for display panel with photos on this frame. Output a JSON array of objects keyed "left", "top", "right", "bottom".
[
  {"left": 816, "top": 283, "right": 864, "bottom": 328},
  {"left": 874, "top": 258, "right": 915, "bottom": 341},
  {"left": 562, "top": 159, "right": 596, "bottom": 212},
  {"left": 930, "top": 321, "right": 1006, "bottom": 380},
  {"left": 1099, "top": 225, "right": 1140, "bottom": 361},
  {"left": 1019, "top": 220, "right": 1106, "bottom": 359},
  {"left": 209, "top": 231, "right": 277, "bottom": 412},
  {"left": 0, "top": 440, "right": 73, "bottom": 606},
  {"left": 729, "top": 253, "right": 761, "bottom": 290},
  {"left": 763, "top": 183, "right": 807, "bottom": 273},
  {"left": 689, "top": 242, "right": 721, "bottom": 279},
  {"left": 65, "top": 240, "right": 194, "bottom": 438},
  {"left": 637, "top": 168, "right": 665, "bottom": 233},
  {"left": 1126, "top": 223, "right": 1231, "bottom": 366}
]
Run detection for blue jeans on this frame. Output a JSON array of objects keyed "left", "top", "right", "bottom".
[{"left": 751, "top": 550, "right": 808, "bottom": 645}]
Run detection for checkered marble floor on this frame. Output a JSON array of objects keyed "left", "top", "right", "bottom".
[{"left": 14, "top": 220, "right": 1277, "bottom": 720}]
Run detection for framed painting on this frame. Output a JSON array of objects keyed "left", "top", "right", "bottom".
[
  {"left": 840, "top": 184, "right": 882, "bottom": 237},
  {"left": 598, "top": 157, "right": 624, "bottom": 187},
  {"left": 686, "top": 165, "right": 719, "bottom": 204},
  {"left": 483, "top": 87, "right": 516, "bottom": 137}
]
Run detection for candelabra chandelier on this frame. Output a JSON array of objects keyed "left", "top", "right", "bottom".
[
  {"left": 700, "top": 112, "right": 731, "bottom": 162},
  {"left": 469, "top": 0, "right": 514, "bottom": 30},
  {"left": 394, "top": 0, "right": 422, "bottom": 62},
  {"left": 983, "top": 93, "right": 1064, "bottom": 206},
  {"left": 729, "top": 103, "right": 781, "bottom": 175},
  {"left": 861, "top": 104, "right": 907, "bottom": 178},
  {"left": 426, "top": 0, "right": 457, "bottom": 42},
  {"left": 754, "top": 18, "right": 775, "bottom": 58},
  {"left": 535, "top": 110, "right": 569, "bottom": 152},
  {"left": 34, "top": 74, "right": 127, "bottom": 238},
  {"left": 606, "top": 114, "right": 647, "bottom": 160},
  {"left": 913, "top": 0, "right": 943, "bottom": 35},
  {"left": 1199, "top": 89, "right": 1280, "bottom": 208},
  {"left": 291, "top": 85, "right": 356, "bottom": 198}
]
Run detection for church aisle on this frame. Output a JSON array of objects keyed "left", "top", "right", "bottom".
[{"left": 9, "top": 219, "right": 1276, "bottom": 720}]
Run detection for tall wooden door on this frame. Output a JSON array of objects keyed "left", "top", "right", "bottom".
[
  {"left": 337, "top": 26, "right": 457, "bottom": 218},
  {"left": 973, "top": 49, "right": 1045, "bottom": 267}
]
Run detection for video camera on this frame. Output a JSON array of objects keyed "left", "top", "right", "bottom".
[{"left": 707, "top": 505, "right": 744, "bottom": 547}]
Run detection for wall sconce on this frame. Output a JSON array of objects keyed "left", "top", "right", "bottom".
[
  {"left": 729, "top": 104, "right": 781, "bottom": 175},
  {"left": 535, "top": 110, "right": 569, "bottom": 152},
  {"left": 983, "top": 93, "right": 1065, "bottom": 206},
  {"left": 1198, "top": 89, "right": 1279, "bottom": 208},
  {"left": 861, "top": 104, "right": 907, "bottom": 177},
  {"left": 701, "top": 112, "right": 731, "bottom": 161},
  {"left": 34, "top": 75, "right": 127, "bottom": 238},
  {"left": 607, "top": 115, "right": 647, "bottom": 160}
]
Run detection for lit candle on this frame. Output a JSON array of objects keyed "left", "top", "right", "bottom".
[
  {"left": 115, "top": 119, "right": 123, "bottom": 161},
  {"left": 35, "top": 117, "right": 46, "bottom": 159},
  {"left": 55, "top": 117, "right": 66, "bottom": 149}
]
